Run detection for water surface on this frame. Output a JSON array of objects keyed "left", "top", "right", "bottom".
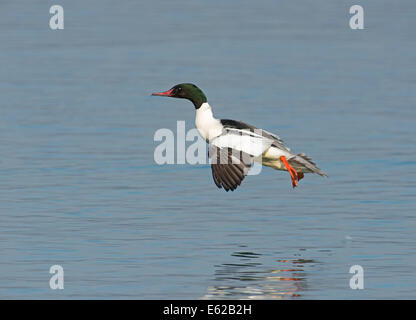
[{"left": 0, "top": 0, "right": 415, "bottom": 299}]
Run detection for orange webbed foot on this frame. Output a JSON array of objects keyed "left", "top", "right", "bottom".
[{"left": 280, "top": 156, "right": 301, "bottom": 188}]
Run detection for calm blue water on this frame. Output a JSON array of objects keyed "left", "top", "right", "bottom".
[{"left": 0, "top": 0, "right": 415, "bottom": 299}]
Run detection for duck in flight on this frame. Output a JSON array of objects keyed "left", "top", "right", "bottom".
[{"left": 152, "top": 83, "right": 327, "bottom": 191}]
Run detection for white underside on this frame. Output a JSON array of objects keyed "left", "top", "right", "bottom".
[{"left": 260, "top": 147, "right": 292, "bottom": 171}]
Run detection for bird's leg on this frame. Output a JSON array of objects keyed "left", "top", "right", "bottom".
[{"left": 280, "top": 156, "right": 300, "bottom": 188}]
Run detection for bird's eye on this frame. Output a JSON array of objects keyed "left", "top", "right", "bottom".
[{"left": 178, "top": 87, "right": 182, "bottom": 91}]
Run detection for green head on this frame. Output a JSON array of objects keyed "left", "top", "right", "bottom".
[{"left": 152, "top": 83, "right": 207, "bottom": 109}]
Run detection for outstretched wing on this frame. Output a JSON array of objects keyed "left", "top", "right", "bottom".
[{"left": 209, "top": 145, "right": 253, "bottom": 192}]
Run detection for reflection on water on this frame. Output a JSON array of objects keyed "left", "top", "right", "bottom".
[{"left": 202, "top": 249, "right": 318, "bottom": 299}]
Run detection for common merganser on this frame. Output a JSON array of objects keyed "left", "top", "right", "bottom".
[{"left": 152, "top": 83, "right": 327, "bottom": 191}]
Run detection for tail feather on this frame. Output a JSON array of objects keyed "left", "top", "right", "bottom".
[{"left": 289, "top": 153, "right": 327, "bottom": 177}]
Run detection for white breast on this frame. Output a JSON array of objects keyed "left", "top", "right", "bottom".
[{"left": 195, "top": 103, "right": 222, "bottom": 141}]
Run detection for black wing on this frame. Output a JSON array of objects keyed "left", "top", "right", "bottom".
[{"left": 209, "top": 145, "right": 253, "bottom": 192}]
